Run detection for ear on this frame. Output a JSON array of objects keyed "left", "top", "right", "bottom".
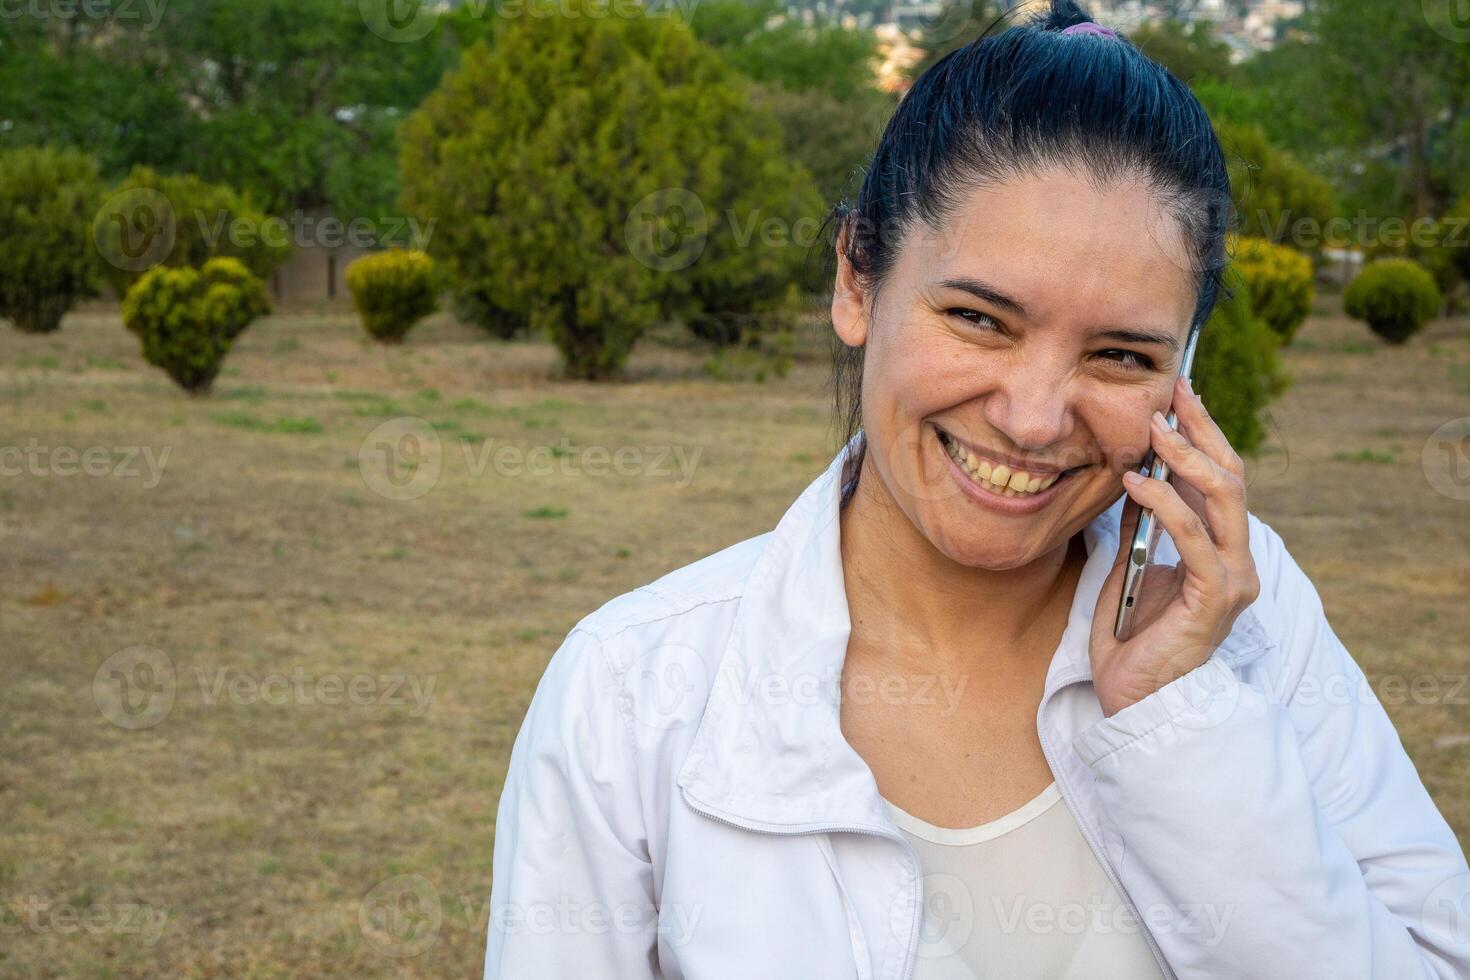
[{"left": 831, "top": 218, "right": 869, "bottom": 349}]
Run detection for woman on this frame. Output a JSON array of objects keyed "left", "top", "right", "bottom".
[{"left": 484, "top": 3, "right": 1470, "bottom": 977}]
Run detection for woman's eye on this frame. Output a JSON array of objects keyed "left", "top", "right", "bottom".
[
  {"left": 948, "top": 308, "right": 1001, "bottom": 330},
  {"left": 1096, "top": 349, "right": 1156, "bottom": 371}
]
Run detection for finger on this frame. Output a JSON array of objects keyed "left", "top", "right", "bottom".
[
  {"left": 1109, "top": 491, "right": 1144, "bottom": 575},
  {"left": 1173, "top": 375, "right": 1247, "bottom": 482},
  {"left": 1148, "top": 409, "right": 1249, "bottom": 554},
  {"left": 1122, "top": 470, "right": 1229, "bottom": 603}
]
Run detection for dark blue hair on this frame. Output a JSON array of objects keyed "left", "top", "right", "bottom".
[{"left": 834, "top": 0, "right": 1233, "bottom": 481}]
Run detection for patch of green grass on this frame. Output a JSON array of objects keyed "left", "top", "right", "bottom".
[
  {"left": 417, "top": 387, "right": 441, "bottom": 402},
  {"left": 211, "top": 411, "right": 323, "bottom": 435},
  {"left": 452, "top": 397, "right": 494, "bottom": 415},
  {"left": 217, "top": 385, "right": 268, "bottom": 403},
  {"left": 523, "top": 506, "right": 568, "bottom": 519},
  {"left": 348, "top": 398, "right": 409, "bottom": 417},
  {"left": 1330, "top": 448, "right": 1394, "bottom": 464},
  {"left": 80, "top": 398, "right": 108, "bottom": 413}
]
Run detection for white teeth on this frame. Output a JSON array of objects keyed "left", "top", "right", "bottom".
[{"left": 941, "top": 431, "right": 1063, "bottom": 497}]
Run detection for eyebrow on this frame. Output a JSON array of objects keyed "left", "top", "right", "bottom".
[{"left": 936, "top": 275, "right": 1181, "bottom": 352}]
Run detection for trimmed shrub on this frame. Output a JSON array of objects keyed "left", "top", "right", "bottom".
[
  {"left": 448, "top": 286, "right": 525, "bottom": 339},
  {"left": 94, "top": 166, "right": 292, "bottom": 295},
  {"left": 1194, "top": 271, "right": 1288, "bottom": 456},
  {"left": 346, "top": 249, "right": 438, "bottom": 343},
  {"left": 1229, "top": 236, "right": 1314, "bottom": 344},
  {"left": 1343, "top": 258, "right": 1442, "bottom": 345},
  {"left": 0, "top": 146, "right": 104, "bottom": 333},
  {"left": 398, "top": 5, "right": 823, "bottom": 378},
  {"left": 121, "top": 257, "right": 269, "bottom": 395}
]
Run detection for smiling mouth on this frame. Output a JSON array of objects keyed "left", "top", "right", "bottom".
[{"left": 935, "top": 427, "right": 1085, "bottom": 498}]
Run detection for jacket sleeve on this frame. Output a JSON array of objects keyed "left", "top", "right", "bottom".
[
  {"left": 1071, "top": 521, "right": 1470, "bottom": 980},
  {"left": 484, "top": 626, "right": 660, "bottom": 979}
]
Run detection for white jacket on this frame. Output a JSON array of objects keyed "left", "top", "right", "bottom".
[{"left": 485, "top": 442, "right": 1470, "bottom": 979}]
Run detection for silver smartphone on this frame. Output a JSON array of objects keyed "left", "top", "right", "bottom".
[{"left": 1113, "top": 327, "right": 1202, "bottom": 641}]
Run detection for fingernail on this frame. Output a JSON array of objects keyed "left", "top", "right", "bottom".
[
  {"left": 1151, "top": 410, "right": 1167, "bottom": 429},
  {"left": 1181, "top": 376, "right": 1194, "bottom": 395},
  {"left": 1123, "top": 470, "right": 1144, "bottom": 486}
]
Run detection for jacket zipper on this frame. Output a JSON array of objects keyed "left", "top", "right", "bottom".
[
  {"left": 679, "top": 789, "right": 925, "bottom": 980},
  {"left": 1036, "top": 675, "right": 1177, "bottom": 980}
]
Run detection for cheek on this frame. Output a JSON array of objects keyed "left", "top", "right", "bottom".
[
  {"left": 1080, "top": 387, "right": 1166, "bottom": 473},
  {"left": 865, "top": 320, "right": 981, "bottom": 425}
]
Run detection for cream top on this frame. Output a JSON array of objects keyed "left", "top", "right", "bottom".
[{"left": 882, "top": 781, "right": 1167, "bottom": 979}]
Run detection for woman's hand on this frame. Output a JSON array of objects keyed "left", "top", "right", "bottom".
[{"left": 1088, "top": 375, "right": 1261, "bottom": 718}]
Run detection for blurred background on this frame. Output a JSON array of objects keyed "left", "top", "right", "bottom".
[{"left": 2, "top": 0, "right": 1469, "bottom": 975}]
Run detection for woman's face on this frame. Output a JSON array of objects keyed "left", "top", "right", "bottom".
[{"left": 832, "top": 167, "right": 1200, "bottom": 570}]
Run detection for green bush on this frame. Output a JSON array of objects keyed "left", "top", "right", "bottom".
[
  {"left": 1214, "top": 120, "right": 1338, "bottom": 254},
  {"left": 345, "top": 249, "right": 438, "bottom": 343},
  {"left": 1229, "top": 236, "right": 1314, "bottom": 343},
  {"left": 0, "top": 146, "right": 104, "bottom": 333},
  {"left": 1194, "top": 271, "right": 1288, "bottom": 456},
  {"left": 121, "top": 257, "right": 270, "bottom": 394},
  {"left": 398, "top": 3, "right": 822, "bottom": 378},
  {"left": 1343, "top": 258, "right": 1442, "bottom": 345},
  {"left": 94, "top": 166, "right": 292, "bottom": 295},
  {"left": 448, "top": 286, "right": 526, "bottom": 339}
]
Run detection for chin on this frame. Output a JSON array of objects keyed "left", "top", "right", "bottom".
[{"left": 922, "top": 511, "right": 1047, "bottom": 571}]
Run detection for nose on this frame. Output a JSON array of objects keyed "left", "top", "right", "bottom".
[{"left": 981, "top": 352, "right": 1075, "bottom": 451}]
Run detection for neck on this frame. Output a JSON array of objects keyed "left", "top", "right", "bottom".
[{"left": 838, "top": 454, "right": 1085, "bottom": 674}]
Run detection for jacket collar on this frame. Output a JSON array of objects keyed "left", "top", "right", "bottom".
[{"left": 676, "top": 437, "right": 1275, "bottom": 830}]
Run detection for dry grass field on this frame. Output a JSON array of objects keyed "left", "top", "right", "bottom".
[{"left": 2, "top": 293, "right": 1468, "bottom": 978}]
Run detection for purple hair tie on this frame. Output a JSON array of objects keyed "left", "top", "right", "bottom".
[{"left": 1060, "top": 21, "right": 1120, "bottom": 40}]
